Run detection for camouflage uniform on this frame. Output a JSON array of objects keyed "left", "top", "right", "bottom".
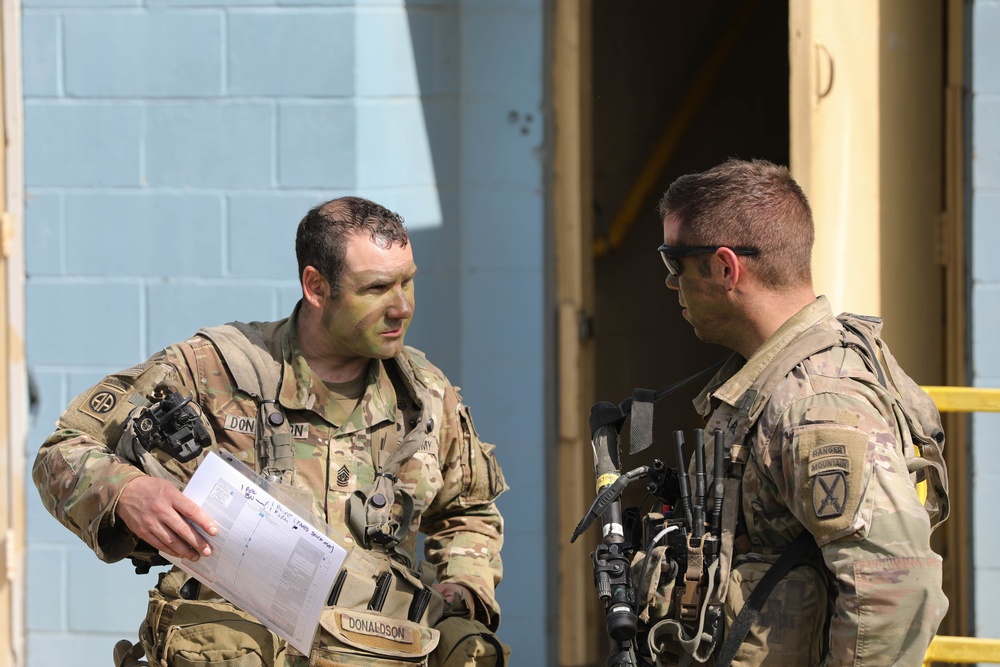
[
  {"left": 695, "top": 297, "right": 947, "bottom": 666},
  {"left": 33, "top": 306, "right": 507, "bottom": 663}
]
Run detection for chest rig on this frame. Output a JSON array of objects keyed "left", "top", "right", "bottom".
[
  {"left": 581, "top": 313, "right": 948, "bottom": 666},
  {"left": 197, "top": 322, "right": 443, "bottom": 566}
]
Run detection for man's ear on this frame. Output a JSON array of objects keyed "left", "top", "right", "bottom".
[
  {"left": 302, "top": 266, "right": 330, "bottom": 307},
  {"left": 715, "top": 248, "right": 742, "bottom": 291}
]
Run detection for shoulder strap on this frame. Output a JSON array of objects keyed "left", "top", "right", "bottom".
[
  {"left": 714, "top": 530, "right": 815, "bottom": 667},
  {"left": 197, "top": 323, "right": 293, "bottom": 483},
  {"left": 347, "top": 350, "right": 439, "bottom": 559}
]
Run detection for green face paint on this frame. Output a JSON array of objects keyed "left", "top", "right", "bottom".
[{"left": 320, "top": 236, "right": 417, "bottom": 363}]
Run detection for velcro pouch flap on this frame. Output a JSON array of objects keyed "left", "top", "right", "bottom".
[{"left": 320, "top": 609, "right": 439, "bottom": 659}]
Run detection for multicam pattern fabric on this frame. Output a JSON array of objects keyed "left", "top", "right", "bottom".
[
  {"left": 694, "top": 297, "right": 948, "bottom": 666},
  {"left": 33, "top": 308, "right": 507, "bottom": 646}
]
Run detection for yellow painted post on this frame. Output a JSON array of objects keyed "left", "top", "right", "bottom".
[
  {"left": 921, "top": 386, "right": 1000, "bottom": 413},
  {"left": 923, "top": 636, "right": 1000, "bottom": 665},
  {"left": 921, "top": 386, "right": 1000, "bottom": 664}
]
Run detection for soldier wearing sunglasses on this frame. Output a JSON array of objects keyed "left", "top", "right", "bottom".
[{"left": 648, "top": 159, "right": 947, "bottom": 666}]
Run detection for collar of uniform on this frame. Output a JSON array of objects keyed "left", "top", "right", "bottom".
[
  {"left": 276, "top": 304, "right": 397, "bottom": 432},
  {"left": 700, "top": 296, "right": 833, "bottom": 412}
]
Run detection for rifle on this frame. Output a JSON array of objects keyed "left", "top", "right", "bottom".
[{"left": 572, "top": 411, "right": 725, "bottom": 665}]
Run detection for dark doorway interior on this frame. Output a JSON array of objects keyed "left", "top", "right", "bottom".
[{"left": 589, "top": 0, "right": 790, "bottom": 503}]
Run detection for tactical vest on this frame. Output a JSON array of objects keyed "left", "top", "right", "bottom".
[
  {"left": 120, "top": 323, "right": 450, "bottom": 665},
  {"left": 641, "top": 312, "right": 949, "bottom": 665}
]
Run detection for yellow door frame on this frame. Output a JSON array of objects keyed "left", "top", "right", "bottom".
[
  {"left": 790, "top": 0, "right": 968, "bottom": 636},
  {"left": 1, "top": 0, "right": 27, "bottom": 664}
]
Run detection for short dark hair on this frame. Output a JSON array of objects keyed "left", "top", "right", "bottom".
[
  {"left": 657, "top": 159, "right": 814, "bottom": 288},
  {"left": 295, "top": 196, "right": 409, "bottom": 298}
]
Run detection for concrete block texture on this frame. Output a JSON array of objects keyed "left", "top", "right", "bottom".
[
  {"left": 146, "top": 282, "right": 278, "bottom": 353},
  {"left": 26, "top": 282, "right": 143, "bottom": 367},
  {"left": 973, "top": 95, "right": 1000, "bottom": 190},
  {"left": 973, "top": 284, "right": 1000, "bottom": 378},
  {"left": 277, "top": 102, "right": 355, "bottom": 188},
  {"left": 974, "top": 1, "right": 1000, "bottom": 95},
  {"left": 148, "top": 0, "right": 274, "bottom": 6},
  {"left": 63, "top": 11, "right": 223, "bottom": 97},
  {"left": 355, "top": 6, "right": 458, "bottom": 97},
  {"left": 460, "top": 98, "right": 542, "bottom": 187},
  {"left": 460, "top": 185, "right": 543, "bottom": 271},
  {"left": 461, "top": 269, "right": 543, "bottom": 359},
  {"left": 973, "top": 190, "right": 1000, "bottom": 283},
  {"left": 23, "top": 0, "right": 137, "bottom": 6},
  {"left": 25, "top": 102, "right": 142, "bottom": 187},
  {"left": 26, "top": 547, "right": 64, "bottom": 632},
  {"left": 146, "top": 102, "right": 273, "bottom": 187},
  {"left": 227, "top": 192, "right": 324, "bottom": 278},
  {"left": 228, "top": 9, "right": 354, "bottom": 96},
  {"left": 460, "top": 8, "right": 543, "bottom": 97},
  {"left": 25, "top": 193, "right": 63, "bottom": 276},
  {"left": 355, "top": 98, "right": 450, "bottom": 188},
  {"left": 67, "top": 557, "right": 159, "bottom": 633},
  {"left": 22, "top": 11, "right": 60, "bottom": 97},
  {"left": 64, "top": 193, "right": 225, "bottom": 277}
]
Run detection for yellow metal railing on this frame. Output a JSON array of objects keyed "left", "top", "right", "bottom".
[
  {"left": 920, "top": 386, "right": 1000, "bottom": 664},
  {"left": 922, "top": 386, "right": 1000, "bottom": 413},
  {"left": 923, "top": 635, "right": 1000, "bottom": 665}
]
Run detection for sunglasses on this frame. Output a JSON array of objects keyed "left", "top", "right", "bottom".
[{"left": 657, "top": 244, "right": 759, "bottom": 276}]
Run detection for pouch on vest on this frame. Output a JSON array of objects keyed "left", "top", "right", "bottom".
[
  {"left": 140, "top": 575, "right": 285, "bottom": 667},
  {"left": 428, "top": 617, "right": 510, "bottom": 667},
  {"left": 721, "top": 556, "right": 827, "bottom": 667}
]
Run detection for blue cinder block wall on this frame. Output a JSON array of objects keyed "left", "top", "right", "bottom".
[
  {"left": 972, "top": 0, "right": 1000, "bottom": 639},
  {"left": 22, "top": 1, "right": 547, "bottom": 664}
]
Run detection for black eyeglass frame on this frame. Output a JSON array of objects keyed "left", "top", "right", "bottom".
[{"left": 657, "top": 244, "right": 759, "bottom": 276}]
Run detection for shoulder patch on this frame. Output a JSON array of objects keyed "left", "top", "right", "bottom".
[
  {"left": 794, "top": 426, "right": 870, "bottom": 540},
  {"left": 813, "top": 471, "right": 848, "bottom": 518},
  {"left": 79, "top": 382, "right": 127, "bottom": 423}
]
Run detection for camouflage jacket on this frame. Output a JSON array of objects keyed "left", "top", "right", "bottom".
[
  {"left": 695, "top": 297, "right": 947, "bottom": 666},
  {"left": 33, "top": 307, "right": 507, "bottom": 628}
]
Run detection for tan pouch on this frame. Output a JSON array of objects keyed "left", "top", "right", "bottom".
[
  {"left": 311, "top": 609, "right": 439, "bottom": 666},
  {"left": 140, "top": 594, "right": 284, "bottom": 667},
  {"left": 723, "top": 558, "right": 827, "bottom": 667},
  {"left": 428, "top": 617, "right": 509, "bottom": 667}
]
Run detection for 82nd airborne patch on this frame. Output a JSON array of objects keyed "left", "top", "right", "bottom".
[{"left": 79, "top": 382, "right": 127, "bottom": 423}]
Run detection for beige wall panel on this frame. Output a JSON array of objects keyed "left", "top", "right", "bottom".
[
  {"left": 878, "top": 0, "right": 943, "bottom": 384},
  {"left": 791, "top": 0, "right": 882, "bottom": 316},
  {"left": 552, "top": 1, "right": 599, "bottom": 663},
  {"left": 2, "top": 0, "right": 26, "bottom": 662}
]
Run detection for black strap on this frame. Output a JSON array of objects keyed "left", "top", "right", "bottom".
[
  {"left": 589, "top": 357, "right": 730, "bottom": 439},
  {"left": 714, "top": 529, "right": 815, "bottom": 667}
]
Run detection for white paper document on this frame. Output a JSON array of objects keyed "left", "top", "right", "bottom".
[{"left": 164, "top": 451, "right": 348, "bottom": 655}]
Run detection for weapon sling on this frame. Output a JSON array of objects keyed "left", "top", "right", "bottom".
[{"left": 713, "top": 529, "right": 814, "bottom": 667}]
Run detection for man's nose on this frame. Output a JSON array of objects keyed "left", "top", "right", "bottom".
[
  {"left": 388, "top": 287, "right": 414, "bottom": 319},
  {"left": 665, "top": 273, "right": 680, "bottom": 291}
]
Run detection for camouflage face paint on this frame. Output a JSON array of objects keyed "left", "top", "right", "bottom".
[{"left": 320, "top": 235, "right": 417, "bottom": 362}]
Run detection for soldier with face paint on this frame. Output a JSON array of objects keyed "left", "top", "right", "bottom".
[
  {"left": 653, "top": 160, "right": 947, "bottom": 666},
  {"left": 32, "top": 196, "right": 508, "bottom": 666}
]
